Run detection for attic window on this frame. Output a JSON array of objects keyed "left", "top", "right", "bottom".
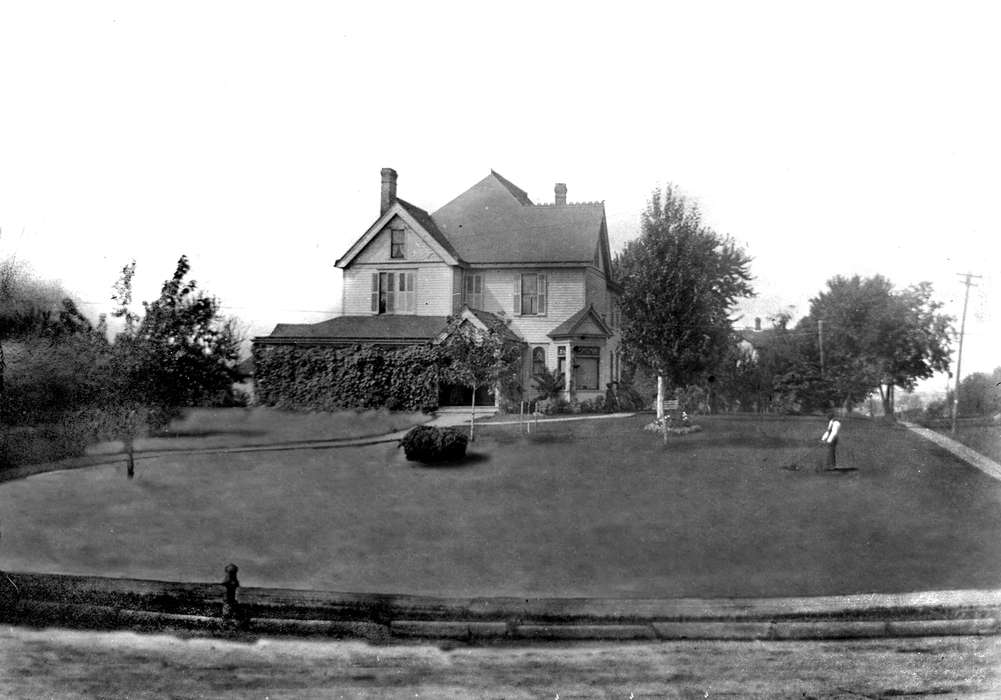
[{"left": 390, "top": 229, "right": 405, "bottom": 259}]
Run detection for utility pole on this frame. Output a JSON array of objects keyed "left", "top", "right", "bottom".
[
  {"left": 817, "top": 319, "right": 825, "bottom": 377},
  {"left": 951, "top": 271, "right": 982, "bottom": 435}
]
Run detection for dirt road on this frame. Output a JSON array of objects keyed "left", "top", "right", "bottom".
[{"left": 1, "top": 626, "right": 999, "bottom": 698}]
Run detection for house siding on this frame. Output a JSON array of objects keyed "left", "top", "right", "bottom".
[
  {"left": 478, "top": 268, "right": 584, "bottom": 344},
  {"left": 342, "top": 264, "right": 454, "bottom": 315}
]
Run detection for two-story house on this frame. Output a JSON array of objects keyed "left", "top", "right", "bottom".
[{"left": 258, "top": 168, "right": 623, "bottom": 405}]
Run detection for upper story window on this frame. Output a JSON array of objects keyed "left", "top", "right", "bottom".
[
  {"left": 390, "top": 228, "right": 405, "bottom": 259},
  {"left": 464, "top": 273, "right": 483, "bottom": 309},
  {"left": 370, "top": 271, "right": 415, "bottom": 314},
  {"left": 514, "top": 272, "right": 547, "bottom": 316}
]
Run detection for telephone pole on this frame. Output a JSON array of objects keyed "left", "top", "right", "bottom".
[{"left": 951, "top": 271, "right": 982, "bottom": 435}]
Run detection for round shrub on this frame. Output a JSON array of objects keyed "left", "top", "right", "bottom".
[{"left": 400, "top": 425, "right": 468, "bottom": 463}]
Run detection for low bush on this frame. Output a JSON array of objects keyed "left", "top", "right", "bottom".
[
  {"left": 399, "top": 425, "right": 468, "bottom": 463},
  {"left": 535, "top": 397, "right": 569, "bottom": 415}
]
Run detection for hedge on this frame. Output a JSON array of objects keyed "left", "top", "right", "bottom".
[{"left": 252, "top": 343, "right": 443, "bottom": 412}]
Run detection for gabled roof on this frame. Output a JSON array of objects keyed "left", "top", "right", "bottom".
[
  {"left": 395, "top": 198, "right": 461, "bottom": 261},
  {"left": 335, "top": 199, "right": 460, "bottom": 268},
  {"left": 463, "top": 306, "right": 523, "bottom": 342},
  {"left": 547, "top": 304, "right": 612, "bottom": 339},
  {"left": 431, "top": 171, "right": 607, "bottom": 265},
  {"left": 435, "top": 306, "right": 524, "bottom": 344},
  {"left": 737, "top": 328, "right": 782, "bottom": 350},
  {"left": 263, "top": 315, "right": 449, "bottom": 344},
  {"left": 489, "top": 169, "right": 533, "bottom": 205}
]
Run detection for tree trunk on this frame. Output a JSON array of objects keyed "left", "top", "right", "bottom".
[
  {"left": 469, "top": 388, "right": 476, "bottom": 442},
  {"left": 878, "top": 383, "right": 896, "bottom": 419}
]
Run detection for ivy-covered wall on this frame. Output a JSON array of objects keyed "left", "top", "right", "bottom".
[{"left": 252, "top": 343, "right": 442, "bottom": 412}]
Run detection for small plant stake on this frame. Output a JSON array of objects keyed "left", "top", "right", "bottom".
[{"left": 221, "top": 563, "right": 240, "bottom": 621}]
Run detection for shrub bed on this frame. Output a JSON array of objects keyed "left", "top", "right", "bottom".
[{"left": 399, "top": 425, "right": 468, "bottom": 463}]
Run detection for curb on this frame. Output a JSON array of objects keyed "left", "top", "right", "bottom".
[{"left": 3, "top": 571, "right": 1000, "bottom": 644}]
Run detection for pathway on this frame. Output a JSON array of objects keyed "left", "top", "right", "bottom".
[{"left": 901, "top": 421, "right": 1001, "bottom": 482}]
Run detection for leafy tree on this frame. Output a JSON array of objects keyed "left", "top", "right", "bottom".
[
  {"left": 615, "top": 185, "right": 753, "bottom": 424},
  {"left": 102, "top": 255, "right": 242, "bottom": 475},
  {"left": 112, "top": 255, "right": 241, "bottom": 411},
  {"left": 800, "top": 275, "right": 953, "bottom": 414},
  {"left": 956, "top": 368, "right": 1001, "bottom": 417},
  {"left": 439, "top": 314, "right": 523, "bottom": 440}
]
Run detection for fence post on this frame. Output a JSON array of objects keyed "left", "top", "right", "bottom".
[{"left": 222, "top": 563, "right": 240, "bottom": 620}]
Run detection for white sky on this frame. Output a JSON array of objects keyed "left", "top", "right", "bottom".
[{"left": 1, "top": 1, "right": 998, "bottom": 393}]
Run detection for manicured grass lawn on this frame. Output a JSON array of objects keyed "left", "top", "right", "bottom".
[
  {"left": 926, "top": 419, "right": 1001, "bottom": 464},
  {"left": 2, "top": 414, "right": 1001, "bottom": 599},
  {"left": 85, "top": 406, "right": 429, "bottom": 456}
]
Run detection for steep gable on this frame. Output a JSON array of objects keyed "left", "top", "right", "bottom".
[
  {"left": 336, "top": 199, "right": 460, "bottom": 268},
  {"left": 548, "top": 304, "right": 612, "bottom": 339}
]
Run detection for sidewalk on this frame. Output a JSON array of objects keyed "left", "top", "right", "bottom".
[
  {"left": 3, "top": 570, "right": 1000, "bottom": 643},
  {"left": 901, "top": 421, "right": 1001, "bottom": 482}
]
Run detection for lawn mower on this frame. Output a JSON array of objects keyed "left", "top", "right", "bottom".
[{"left": 781, "top": 442, "right": 826, "bottom": 472}]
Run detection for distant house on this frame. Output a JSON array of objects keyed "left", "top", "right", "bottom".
[
  {"left": 736, "top": 317, "right": 781, "bottom": 360},
  {"left": 255, "top": 168, "right": 623, "bottom": 405}
]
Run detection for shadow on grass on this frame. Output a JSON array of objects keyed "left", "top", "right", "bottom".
[
  {"left": 653, "top": 434, "right": 809, "bottom": 452},
  {"left": 407, "top": 452, "right": 491, "bottom": 469},
  {"left": 152, "top": 429, "right": 268, "bottom": 439}
]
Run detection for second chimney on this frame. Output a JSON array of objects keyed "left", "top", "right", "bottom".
[
  {"left": 554, "top": 182, "right": 567, "bottom": 206},
  {"left": 381, "top": 168, "right": 398, "bottom": 215}
]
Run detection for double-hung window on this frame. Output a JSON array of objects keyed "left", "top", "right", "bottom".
[
  {"left": 390, "top": 229, "right": 405, "bottom": 259},
  {"left": 370, "top": 271, "right": 415, "bottom": 314},
  {"left": 514, "top": 272, "right": 547, "bottom": 315},
  {"left": 464, "top": 273, "right": 483, "bottom": 309}
]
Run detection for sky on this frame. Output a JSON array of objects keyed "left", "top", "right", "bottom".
[{"left": 1, "top": 1, "right": 998, "bottom": 395}]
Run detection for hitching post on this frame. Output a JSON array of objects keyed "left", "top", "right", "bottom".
[{"left": 222, "top": 563, "right": 240, "bottom": 620}]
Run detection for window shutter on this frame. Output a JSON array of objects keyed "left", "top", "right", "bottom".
[
  {"left": 538, "top": 273, "right": 547, "bottom": 314},
  {"left": 370, "top": 273, "right": 379, "bottom": 313},
  {"left": 386, "top": 272, "right": 395, "bottom": 313},
  {"left": 406, "top": 272, "right": 415, "bottom": 312},
  {"left": 513, "top": 274, "right": 522, "bottom": 315}
]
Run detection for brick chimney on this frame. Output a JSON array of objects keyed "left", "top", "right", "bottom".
[
  {"left": 755, "top": 317, "right": 762, "bottom": 331},
  {"left": 554, "top": 182, "right": 567, "bottom": 206},
  {"left": 381, "top": 168, "right": 398, "bottom": 216}
]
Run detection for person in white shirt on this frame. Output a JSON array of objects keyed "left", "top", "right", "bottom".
[{"left": 821, "top": 413, "right": 842, "bottom": 469}]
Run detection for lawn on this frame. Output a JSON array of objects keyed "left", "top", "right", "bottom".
[
  {"left": 2, "top": 414, "right": 1001, "bottom": 599},
  {"left": 85, "top": 406, "right": 430, "bottom": 456},
  {"left": 923, "top": 418, "right": 1001, "bottom": 464}
]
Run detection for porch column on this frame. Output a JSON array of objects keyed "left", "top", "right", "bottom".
[{"left": 564, "top": 344, "right": 574, "bottom": 399}]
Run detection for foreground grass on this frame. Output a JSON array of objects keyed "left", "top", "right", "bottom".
[
  {"left": 926, "top": 420, "right": 1001, "bottom": 464},
  {"left": 2, "top": 414, "right": 1000, "bottom": 598}
]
